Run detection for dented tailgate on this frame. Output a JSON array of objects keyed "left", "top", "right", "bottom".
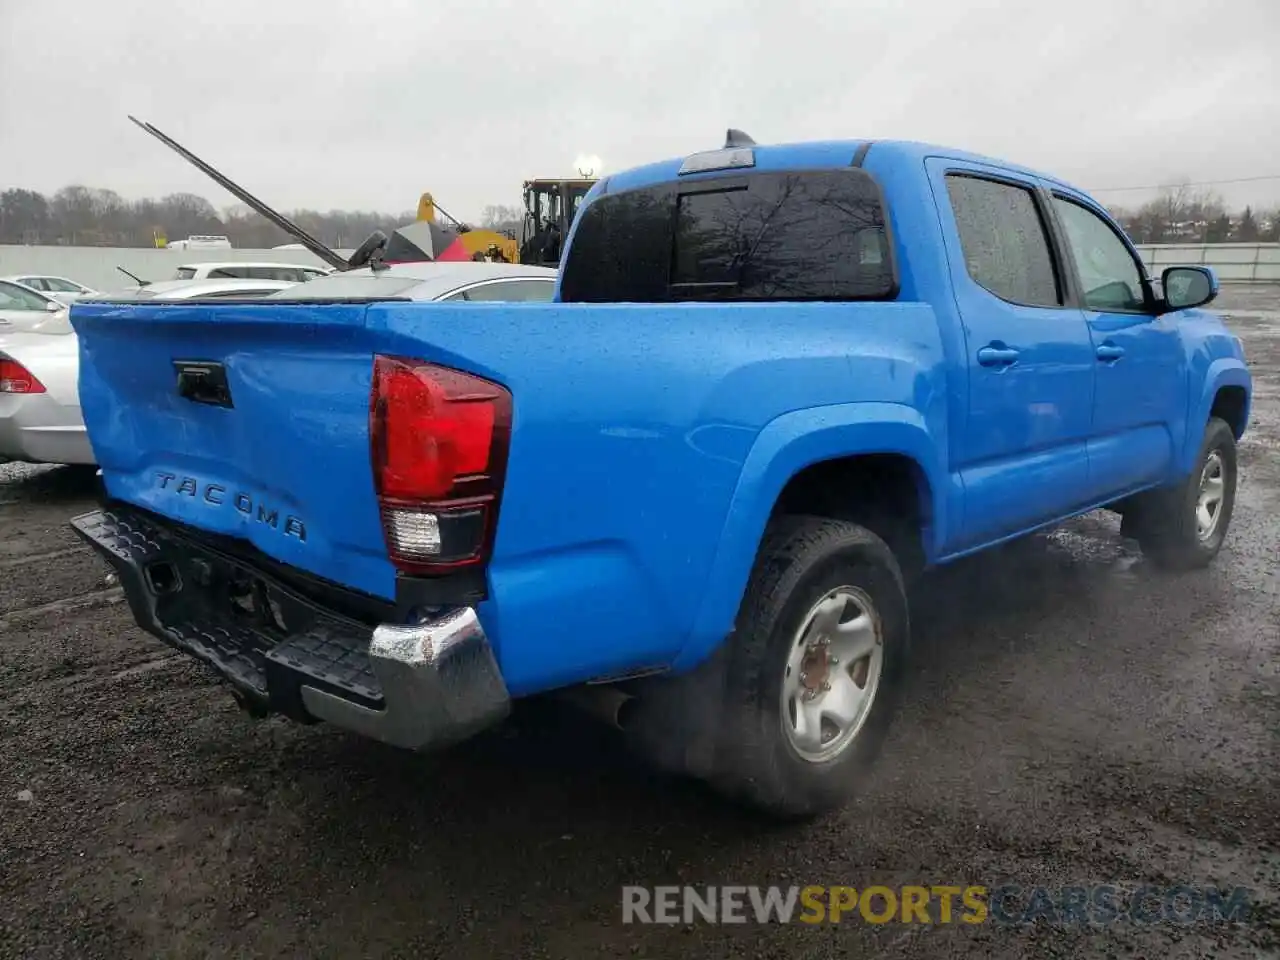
[{"left": 71, "top": 298, "right": 397, "bottom": 599}]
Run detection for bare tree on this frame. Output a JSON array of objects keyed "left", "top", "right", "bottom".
[
  {"left": 481, "top": 204, "right": 523, "bottom": 236},
  {"left": 0, "top": 189, "right": 50, "bottom": 243},
  {"left": 1234, "top": 206, "right": 1259, "bottom": 242}
]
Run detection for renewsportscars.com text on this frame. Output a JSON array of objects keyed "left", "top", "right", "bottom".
[{"left": 621, "top": 884, "right": 1255, "bottom": 926}]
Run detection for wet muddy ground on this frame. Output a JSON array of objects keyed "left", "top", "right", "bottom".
[{"left": 1, "top": 288, "right": 1277, "bottom": 958}]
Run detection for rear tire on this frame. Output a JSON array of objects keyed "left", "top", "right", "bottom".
[
  {"left": 1130, "top": 417, "right": 1238, "bottom": 571},
  {"left": 708, "top": 515, "right": 909, "bottom": 820}
]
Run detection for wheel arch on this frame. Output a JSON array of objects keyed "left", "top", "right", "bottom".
[
  {"left": 1183, "top": 361, "right": 1251, "bottom": 473},
  {"left": 673, "top": 402, "right": 945, "bottom": 671}
]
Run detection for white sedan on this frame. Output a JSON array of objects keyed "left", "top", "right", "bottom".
[
  {"left": 0, "top": 279, "right": 69, "bottom": 334},
  {"left": 0, "top": 266, "right": 558, "bottom": 467},
  {"left": 257, "top": 260, "right": 559, "bottom": 302},
  {"left": 1, "top": 274, "right": 98, "bottom": 305}
]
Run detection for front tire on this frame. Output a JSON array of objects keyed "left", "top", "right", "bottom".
[
  {"left": 711, "top": 515, "right": 909, "bottom": 819},
  {"left": 1130, "top": 417, "right": 1238, "bottom": 571}
]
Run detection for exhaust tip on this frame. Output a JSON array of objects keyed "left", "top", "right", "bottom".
[{"left": 557, "top": 684, "right": 636, "bottom": 731}]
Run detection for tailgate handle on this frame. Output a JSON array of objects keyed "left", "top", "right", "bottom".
[{"left": 174, "top": 361, "right": 234, "bottom": 408}]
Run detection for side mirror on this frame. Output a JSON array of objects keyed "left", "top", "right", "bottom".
[
  {"left": 45, "top": 301, "right": 61, "bottom": 312},
  {"left": 1161, "top": 265, "right": 1218, "bottom": 312}
]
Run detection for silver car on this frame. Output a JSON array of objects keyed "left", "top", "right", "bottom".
[
  {"left": 0, "top": 278, "right": 297, "bottom": 466},
  {"left": 99, "top": 277, "right": 299, "bottom": 301},
  {"left": 0, "top": 274, "right": 98, "bottom": 305},
  {"left": 0, "top": 279, "right": 69, "bottom": 334},
  {"left": 172, "top": 262, "right": 333, "bottom": 283},
  {"left": 258, "top": 261, "right": 559, "bottom": 302}
]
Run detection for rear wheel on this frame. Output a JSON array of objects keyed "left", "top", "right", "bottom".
[
  {"left": 709, "top": 515, "right": 909, "bottom": 819},
  {"left": 1129, "top": 417, "right": 1238, "bottom": 571}
]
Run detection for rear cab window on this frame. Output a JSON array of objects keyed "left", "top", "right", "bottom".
[{"left": 560, "top": 169, "right": 897, "bottom": 303}]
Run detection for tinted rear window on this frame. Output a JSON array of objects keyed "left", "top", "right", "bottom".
[{"left": 561, "top": 169, "right": 896, "bottom": 303}]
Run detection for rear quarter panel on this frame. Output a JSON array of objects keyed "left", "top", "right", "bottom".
[{"left": 366, "top": 300, "right": 947, "bottom": 693}]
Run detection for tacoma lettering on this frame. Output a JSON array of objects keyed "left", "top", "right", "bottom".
[{"left": 154, "top": 473, "right": 306, "bottom": 541}]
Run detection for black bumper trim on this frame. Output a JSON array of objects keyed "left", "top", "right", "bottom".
[{"left": 70, "top": 503, "right": 511, "bottom": 751}]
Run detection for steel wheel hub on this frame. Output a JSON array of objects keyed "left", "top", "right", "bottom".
[
  {"left": 1196, "top": 450, "right": 1226, "bottom": 541},
  {"left": 781, "top": 585, "right": 884, "bottom": 764}
]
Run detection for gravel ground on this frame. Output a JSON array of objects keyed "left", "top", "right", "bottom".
[{"left": 1, "top": 289, "right": 1277, "bottom": 959}]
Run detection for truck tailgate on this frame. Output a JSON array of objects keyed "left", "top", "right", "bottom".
[{"left": 72, "top": 299, "right": 395, "bottom": 599}]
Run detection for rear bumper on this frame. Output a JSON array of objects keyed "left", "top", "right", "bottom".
[
  {"left": 70, "top": 504, "right": 510, "bottom": 751},
  {"left": 0, "top": 393, "right": 94, "bottom": 465}
]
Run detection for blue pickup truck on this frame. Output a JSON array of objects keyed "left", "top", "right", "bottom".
[{"left": 69, "top": 134, "right": 1252, "bottom": 817}]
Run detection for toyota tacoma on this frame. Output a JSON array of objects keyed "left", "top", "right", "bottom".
[{"left": 69, "top": 133, "right": 1252, "bottom": 817}]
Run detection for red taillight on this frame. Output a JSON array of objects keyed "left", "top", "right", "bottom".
[
  {"left": 370, "top": 355, "right": 511, "bottom": 573},
  {"left": 0, "top": 358, "right": 46, "bottom": 394}
]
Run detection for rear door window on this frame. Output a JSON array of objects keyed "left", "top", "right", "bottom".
[
  {"left": 561, "top": 169, "right": 896, "bottom": 303},
  {"left": 944, "top": 174, "right": 1061, "bottom": 308}
]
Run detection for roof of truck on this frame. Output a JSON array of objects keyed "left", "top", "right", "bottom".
[{"left": 596, "top": 138, "right": 1081, "bottom": 199}]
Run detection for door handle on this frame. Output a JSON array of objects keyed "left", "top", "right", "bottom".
[
  {"left": 977, "top": 345, "right": 1020, "bottom": 367},
  {"left": 1096, "top": 343, "right": 1125, "bottom": 362}
]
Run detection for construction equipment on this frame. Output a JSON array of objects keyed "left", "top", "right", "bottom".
[
  {"left": 412, "top": 177, "right": 598, "bottom": 267},
  {"left": 414, "top": 193, "right": 518, "bottom": 264},
  {"left": 519, "top": 178, "right": 597, "bottom": 267}
]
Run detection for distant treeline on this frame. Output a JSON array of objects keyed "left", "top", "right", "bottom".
[
  {"left": 1, "top": 184, "right": 1277, "bottom": 248},
  {"left": 0, "top": 186, "right": 418, "bottom": 249},
  {"left": 1109, "top": 185, "right": 1280, "bottom": 245}
]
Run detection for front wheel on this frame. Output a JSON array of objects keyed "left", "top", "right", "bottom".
[
  {"left": 1129, "top": 417, "right": 1239, "bottom": 571},
  {"left": 710, "top": 515, "right": 909, "bottom": 819}
]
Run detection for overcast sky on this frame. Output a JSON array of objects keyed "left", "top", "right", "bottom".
[{"left": 3, "top": 0, "right": 1277, "bottom": 221}]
